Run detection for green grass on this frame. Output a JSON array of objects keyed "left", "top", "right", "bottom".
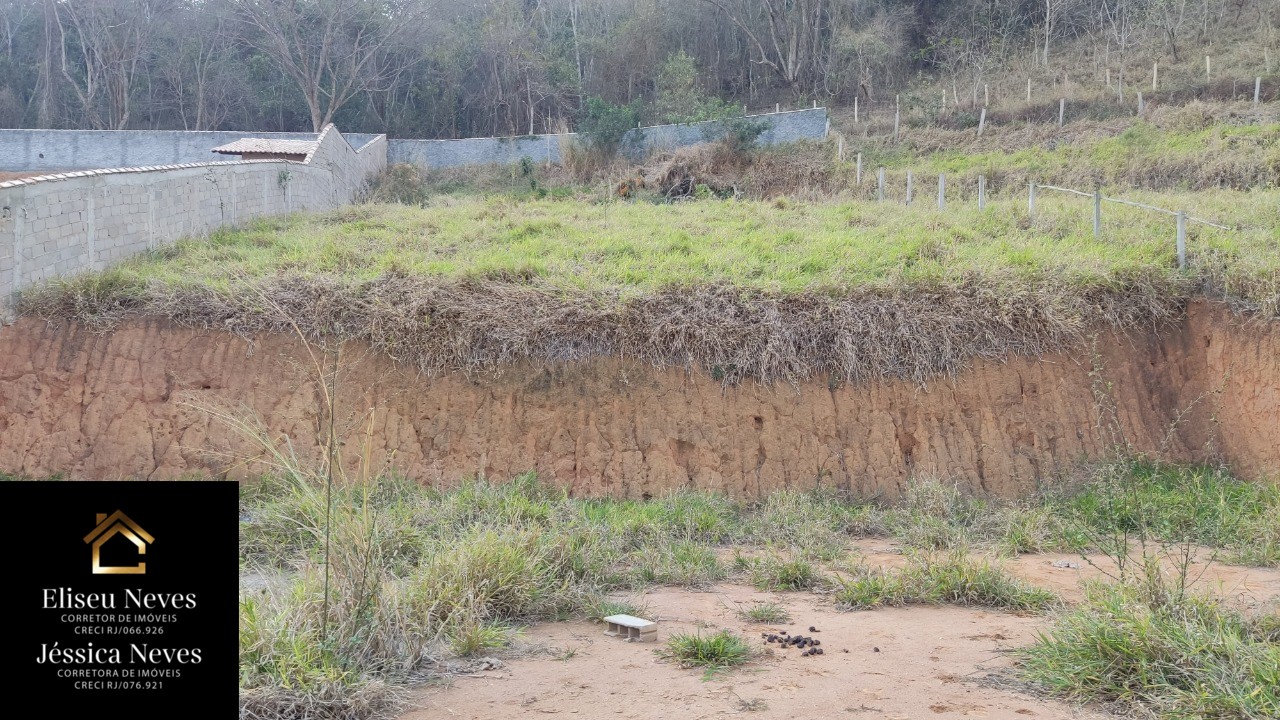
[
  {"left": 1022, "top": 582, "right": 1280, "bottom": 719},
  {"left": 739, "top": 601, "right": 791, "bottom": 624},
  {"left": 61, "top": 189, "right": 1275, "bottom": 300},
  {"left": 662, "top": 630, "right": 753, "bottom": 675},
  {"left": 834, "top": 555, "right": 1058, "bottom": 612}
]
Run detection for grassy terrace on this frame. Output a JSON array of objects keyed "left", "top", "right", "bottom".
[{"left": 62, "top": 189, "right": 1276, "bottom": 295}]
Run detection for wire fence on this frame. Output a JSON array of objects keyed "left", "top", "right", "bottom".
[{"left": 857, "top": 168, "right": 1231, "bottom": 270}]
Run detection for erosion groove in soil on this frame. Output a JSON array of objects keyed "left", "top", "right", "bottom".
[{"left": 0, "top": 300, "right": 1276, "bottom": 494}]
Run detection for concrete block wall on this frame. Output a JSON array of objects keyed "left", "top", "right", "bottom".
[
  {"left": 387, "top": 108, "right": 829, "bottom": 169},
  {"left": 0, "top": 125, "right": 385, "bottom": 306},
  {"left": 0, "top": 128, "right": 382, "bottom": 172}
]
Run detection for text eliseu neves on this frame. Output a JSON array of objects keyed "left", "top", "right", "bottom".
[{"left": 37, "top": 588, "right": 202, "bottom": 665}]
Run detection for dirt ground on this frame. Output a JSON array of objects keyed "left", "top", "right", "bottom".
[{"left": 398, "top": 546, "right": 1280, "bottom": 720}]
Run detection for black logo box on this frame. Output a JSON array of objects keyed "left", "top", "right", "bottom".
[{"left": 1, "top": 480, "right": 237, "bottom": 716}]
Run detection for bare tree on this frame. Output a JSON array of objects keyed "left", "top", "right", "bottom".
[
  {"left": 52, "top": 0, "right": 167, "bottom": 129},
  {"left": 698, "top": 0, "right": 833, "bottom": 92},
  {"left": 235, "top": 0, "right": 425, "bottom": 132}
]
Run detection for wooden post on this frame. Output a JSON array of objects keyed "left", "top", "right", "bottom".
[
  {"left": 877, "top": 167, "right": 885, "bottom": 201},
  {"left": 1058, "top": 98, "right": 1065, "bottom": 127},
  {"left": 1028, "top": 182, "right": 1036, "bottom": 217},
  {"left": 1137, "top": 92, "right": 1144, "bottom": 115},
  {"left": 1255, "top": 77, "right": 1263, "bottom": 107},
  {"left": 1093, "top": 189, "right": 1102, "bottom": 238},
  {"left": 1176, "top": 210, "right": 1187, "bottom": 270},
  {"left": 856, "top": 153, "right": 862, "bottom": 185},
  {"left": 977, "top": 107, "right": 986, "bottom": 137},
  {"left": 1205, "top": 56, "right": 1211, "bottom": 83},
  {"left": 937, "top": 173, "right": 946, "bottom": 210},
  {"left": 906, "top": 170, "right": 913, "bottom": 205},
  {"left": 978, "top": 175, "right": 986, "bottom": 211},
  {"left": 984, "top": 84, "right": 989, "bottom": 107},
  {"left": 1152, "top": 62, "right": 1158, "bottom": 91}
]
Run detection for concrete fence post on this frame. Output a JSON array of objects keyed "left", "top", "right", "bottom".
[
  {"left": 1026, "top": 78, "right": 1031, "bottom": 102},
  {"left": 854, "top": 96, "right": 859, "bottom": 123},
  {"left": 1255, "top": 77, "right": 1263, "bottom": 107},
  {"left": 1058, "top": 98, "right": 1065, "bottom": 127},
  {"left": 1152, "top": 61, "right": 1158, "bottom": 91},
  {"left": 1138, "top": 92, "right": 1144, "bottom": 115},
  {"left": 11, "top": 199, "right": 24, "bottom": 296},
  {"left": 877, "top": 167, "right": 885, "bottom": 201},
  {"left": 906, "top": 170, "right": 913, "bottom": 205},
  {"left": 837, "top": 136, "right": 844, "bottom": 162},
  {"left": 894, "top": 105, "right": 901, "bottom": 142},
  {"left": 1028, "top": 182, "right": 1036, "bottom": 217},
  {"left": 775, "top": 102, "right": 780, "bottom": 113},
  {"left": 856, "top": 153, "right": 862, "bottom": 185},
  {"left": 1205, "top": 56, "right": 1211, "bottom": 83},
  {"left": 977, "top": 107, "right": 986, "bottom": 137},
  {"left": 1176, "top": 210, "right": 1187, "bottom": 270},
  {"left": 1093, "top": 189, "right": 1102, "bottom": 238},
  {"left": 937, "top": 173, "right": 946, "bottom": 210},
  {"left": 978, "top": 175, "right": 986, "bottom": 211}
]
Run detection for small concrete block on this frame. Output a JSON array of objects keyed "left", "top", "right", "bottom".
[{"left": 603, "top": 614, "right": 657, "bottom": 642}]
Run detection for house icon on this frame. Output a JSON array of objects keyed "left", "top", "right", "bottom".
[{"left": 83, "top": 511, "right": 154, "bottom": 575}]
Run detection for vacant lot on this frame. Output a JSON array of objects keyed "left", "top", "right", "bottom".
[{"left": 239, "top": 464, "right": 1280, "bottom": 720}]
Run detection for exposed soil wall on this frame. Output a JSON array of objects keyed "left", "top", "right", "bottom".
[{"left": 0, "top": 301, "right": 1275, "bottom": 496}]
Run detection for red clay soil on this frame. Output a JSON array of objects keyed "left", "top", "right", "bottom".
[{"left": 1, "top": 300, "right": 1277, "bottom": 494}]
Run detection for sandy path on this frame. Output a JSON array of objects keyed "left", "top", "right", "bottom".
[{"left": 400, "top": 584, "right": 1106, "bottom": 720}]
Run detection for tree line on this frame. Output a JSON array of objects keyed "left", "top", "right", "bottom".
[{"left": 0, "top": 0, "right": 1268, "bottom": 138}]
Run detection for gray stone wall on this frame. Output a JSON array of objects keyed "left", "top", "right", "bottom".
[
  {"left": 0, "top": 126, "right": 385, "bottom": 307},
  {"left": 0, "top": 129, "right": 382, "bottom": 172},
  {"left": 387, "top": 108, "right": 829, "bottom": 169}
]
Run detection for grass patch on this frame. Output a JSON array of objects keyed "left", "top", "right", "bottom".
[
  {"left": 1022, "top": 582, "right": 1280, "bottom": 719},
  {"left": 835, "top": 554, "right": 1058, "bottom": 612},
  {"left": 662, "top": 630, "right": 753, "bottom": 675},
  {"left": 739, "top": 601, "right": 791, "bottom": 624},
  {"left": 746, "top": 554, "right": 820, "bottom": 591}
]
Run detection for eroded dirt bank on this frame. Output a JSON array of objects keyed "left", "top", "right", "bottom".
[{"left": 0, "top": 301, "right": 1275, "bottom": 495}]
